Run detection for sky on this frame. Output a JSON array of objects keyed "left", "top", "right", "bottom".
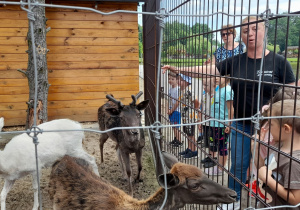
[{"left": 138, "top": 0, "right": 300, "bottom": 41}]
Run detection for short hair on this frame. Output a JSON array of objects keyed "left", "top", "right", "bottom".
[
  {"left": 269, "top": 99, "right": 300, "bottom": 134},
  {"left": 221, "top": 24, "right": 237, "bottom": 38},
  {"left": 168, "top": 72, "right": 178, "bottom": 78},
  {"left": 271, "top": 87, "right": 300, "bottom": 104},
  {"left": 242, "top": 16, "right": 264, "bottom": 25}
]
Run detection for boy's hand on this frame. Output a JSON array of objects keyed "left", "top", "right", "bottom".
[
  {"left": 258, "top": 166, "right": 272, "bottom": 183},
  {"left": 162, "top": 65, "right": 172, "bottom": 74},
  {"left": 225, "top": 126, "right": 231, "bottom": 133}
]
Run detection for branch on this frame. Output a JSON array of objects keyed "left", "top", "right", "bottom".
[{"left": 17, "top": 69, "right": 28, "bottom": 77}]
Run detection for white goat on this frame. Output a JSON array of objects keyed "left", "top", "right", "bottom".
[
  {"left": 0, "top": 118, "right": 4, "bottom": 136},
  {"left": 0, "top": 119, "right": 99, "bottom": 210}
]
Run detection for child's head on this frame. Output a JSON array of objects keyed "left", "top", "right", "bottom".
[
  {"left": 203, "top": 78, "right": 214, "bottom": 94},
  {"left": 271, "top": 87, "right": 300, "bottom": 104},
  {"left": 268, "top": 99, "right": 300, "bottom": 141},
  {"left": 216, "top": 76, "right": 230, "bottom": 87},
  {"left": 261, "top": 87, "right": 300, "bottom": 125},
  {"left": 168, "top": 73, "right": 178, "bottom": 87},
  {"left": 179, "top": 74, "right": 192, "bottom": 88}
]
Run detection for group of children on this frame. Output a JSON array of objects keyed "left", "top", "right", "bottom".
[
  {"left": 166, "top": 72, "right": 234, "bottom": 166},
  {"left": 166, "top": 72, "right": 300, "bottom": 208}
]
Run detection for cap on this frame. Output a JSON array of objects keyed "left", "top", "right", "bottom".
[{"left": 179, "top": 74, "right": 192, "bottom": 84}]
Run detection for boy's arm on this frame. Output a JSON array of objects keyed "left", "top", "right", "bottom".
[
  {"left": 169, "top": 100, "right": 180, "bottom": 115},
  {"left": 162, "top": 65, "right": 219, "bottom": 78},
  {"left": 258, "top": 166, "right": 300, "bottom": 205},
  {"left": 225, "top": 100, "right": 234, "bottom": 133}
]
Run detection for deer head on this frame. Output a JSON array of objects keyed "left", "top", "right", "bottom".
[{"left": 157, "top": 152, "right": 237, "bottom": 207}]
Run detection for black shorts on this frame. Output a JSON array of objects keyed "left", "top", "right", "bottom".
[{"left": 183, "top": 125, "right": 195, "bottom": 136}]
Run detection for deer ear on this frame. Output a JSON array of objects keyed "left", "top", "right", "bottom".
[
  {"left": 162, "top": 151, "right": 179, "bottom": 169},
  {"left": 158, "top": 173, "right": 180, "bottom": 189},
  {"left": 105, "top": 108, "right": 120, "bottom": 116},
  {"left": 136, "top": 100, "right": 149, "bottom": 111}
]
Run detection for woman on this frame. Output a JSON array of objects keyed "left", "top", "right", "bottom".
[
  {"left": 210, "top": 24, "right": 245, "bottom": 64},
  {"left": 162, "top": 16, "right": 296, "bottom": 210}
]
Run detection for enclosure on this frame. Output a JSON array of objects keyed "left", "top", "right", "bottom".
[{"left": 0, "top": 0, "right": 300, "bottom": 209}]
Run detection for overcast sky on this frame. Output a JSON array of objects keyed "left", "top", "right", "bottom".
[{"left": 138, "top": 0, "right": 300, "bottom": 42}]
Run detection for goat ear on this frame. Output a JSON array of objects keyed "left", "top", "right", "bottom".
[
  {"left": 157, "top": 173, "right": 180, "bottom": 189},
  {"left": 136, "top": 100, "right": 149, "bottom": 111},
  {"left": 105, "top": 108, "right": 120, "bottom": 116},
  {"left": 162, "top": 151, "right": 179, "bottom": 169}
]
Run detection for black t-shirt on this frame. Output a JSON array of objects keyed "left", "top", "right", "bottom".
[{"left": 217, "top": 52, "right": 295, "bottom": 122}]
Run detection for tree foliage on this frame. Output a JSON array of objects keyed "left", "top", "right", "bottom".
[
  {"left": 163, "top": 21, "right": 214, "bottom": 57},
  {"left": 268, "top": 15, "right": 300, "bottom": 52},
  {"left": 138, "top": 24, "right": 143, "bottom": 58}
]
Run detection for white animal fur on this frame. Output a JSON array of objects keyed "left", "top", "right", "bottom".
[
  {"left": 0, "top": 118, "right": 4, "bottom": 137},
  {"left": 0, "top": 119, "right": 99, "bottom": 210}
]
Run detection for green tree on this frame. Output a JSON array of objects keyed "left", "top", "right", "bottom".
[
  {"left": 191, "top": 23, "right": 214, "bottom": 40},
  {"left": 138, "top": 24, "right": 143, "bottom": 58},
  {"left": 268, "top": 15, "right": 300, "bottom": 52},
  {"left": 185, "top": 36, "right": 212, "bottom": 56}
]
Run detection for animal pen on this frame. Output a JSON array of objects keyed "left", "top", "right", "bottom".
[{"left": 0, "top": 0, "right": 300, "bottom": 209}]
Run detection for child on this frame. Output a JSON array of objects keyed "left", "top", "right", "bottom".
[
  {"left": 166, "top": 73, "right": 182, "bottom": 147},
  {"left": 204, "top": 76, "right": 234, "bottom": 175},
  {"left": 253, "top": 87, "right": 300, "bottom": 170},
  {"left": 258, "top": 99, "right": 300, "bottom": 207},
  {"left": 174, "top": 74, "right": 200, "bottom": 159},
  {"left": 199, "top": 78, "right": 217, "bottom": 164}
]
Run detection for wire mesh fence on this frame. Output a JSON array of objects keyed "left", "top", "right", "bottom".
[
  {"left": 144, "top": 0, "right": 300, "bottom": 209},
  {"left": 0, "top": 0, "right": 300, "bottom": 209}
]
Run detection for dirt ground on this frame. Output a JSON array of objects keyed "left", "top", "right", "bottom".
[{"left": 0, "top": 122, "right": 159, "bottom": 210}]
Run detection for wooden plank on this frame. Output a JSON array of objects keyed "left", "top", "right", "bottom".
[
  {"left": 2, "top": 117, "right": 26, "bottom": 127},
  {"left": 49, "top": 84, "right": 139, "bottom": 93},
  {"left": 0, "top": 95, "right": 139, "bottom": 111},
  {"left": 0, "top": 76, "right": 138, "bottom": 87},
  {"left": 0, "top": 37, "right": 28, "bottom": 45},
  {"left": 0, "top": 28, "right": 28, "bottom": 37},
  {"left": 48, "top": 90, "right": 138, "bottom": 101},
  {"left": 47, "top": 45, "right": 138, "bottom": 54},
  {"left": 0, "top": 94, "right": 28, "bottom": 103},
  {"left": 0, "top": 45, "right": 138, "bottom": 54},
  {"left": 0, "top": 61, "right": 139, "bottom": 70},
  {"left": 0, "top": 83, "right": 138, "bottom": 95},
  {"left": 0, "top": 53, "right": 138, "bottom": 62},
  {"left": 49, "top": 69, "right": 139, "bottom": 78},
  {"left": 47, "top": 97, "right": 135, "bottom": 109},
  {"left": 0, "top": 79, "right": 27, "bottom": 87},
  {"left": 47, "top": 28, "right": 138, "bottom": 38},
  {"left": 0, "top": 37, "right": 138, "bottom": 46},
  {"left": 0, "top": 70, "right": 28, "bottom": 79},
  {"left": 46, "top": 37, "right": 138, "bottom": 46},
  {"left": 0, "top": 102, "right": 27, "bottom": 111},
  {"left": 0, "top": 86, "right": 28, "bottom": 94},
  {"left": 49, "top": 76, "right": 138, "bottom": 86},
  {"left": 0, "top": 11, "right": 137, "bottom": 22},
  {"left": 0, "top": 68, "right": 138, "bottom": 79},
  {"left": 0, "top": 28, "right": 138, "bottom": 38},
  {"left": 0, "top": 19, "right": 137, "bottom": 30}
]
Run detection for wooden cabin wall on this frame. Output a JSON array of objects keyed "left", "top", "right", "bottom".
[{"left": 0, "top": 1, "right": 139, "bottom": 126}]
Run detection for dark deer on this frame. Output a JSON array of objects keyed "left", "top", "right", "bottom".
[
  {"left": 49, "top": 153, "right": 237, "bottom": 210},
  {"left": 97, "top": 91, "right": 149, "bottom": 195}
]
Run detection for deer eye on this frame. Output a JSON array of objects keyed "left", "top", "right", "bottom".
[{"left": 188, "top": 183, "right": 201, "bottom": 191}]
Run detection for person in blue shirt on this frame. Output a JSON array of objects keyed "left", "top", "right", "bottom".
[{"left": 204, "top": 77, "right": 234, "bottom": 175}]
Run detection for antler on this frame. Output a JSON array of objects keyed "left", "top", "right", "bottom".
[
  {"left": 130, "top": 91, "right": 143, "bottom": 106},
  {"left": 106, "top": 94, "right": 124, "bottom": 108}
]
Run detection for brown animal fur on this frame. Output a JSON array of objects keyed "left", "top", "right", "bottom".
[{"left": 49, "top": 155, "right": 237, "bottom": 210}]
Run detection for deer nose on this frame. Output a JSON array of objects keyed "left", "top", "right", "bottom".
[{"left": 130, "top": 129, "right": 139, "bottom": 135}]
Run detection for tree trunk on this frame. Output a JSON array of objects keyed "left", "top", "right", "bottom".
[{"left": 26, "top": 0, "right": 49, "bottom": 128}]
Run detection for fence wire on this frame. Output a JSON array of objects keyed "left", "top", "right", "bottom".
[{"left": 0, "top": 0, "right": 299, "bottom": 210}]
